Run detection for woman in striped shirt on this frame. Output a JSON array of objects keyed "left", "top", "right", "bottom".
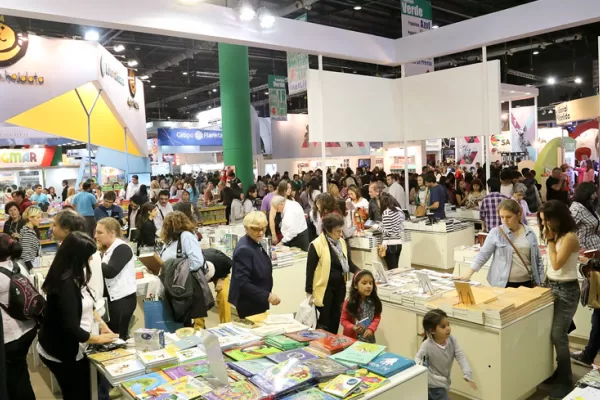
[
  {"left": 374, "top": 193, "right": 405, "bottom": 270},
  {"left": 19, "top": 206, "right": 42, "bottom": 271}
]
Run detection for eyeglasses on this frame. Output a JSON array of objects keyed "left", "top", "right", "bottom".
[{"left": 249, "top": 226, "right": 267, "bottom": 233}]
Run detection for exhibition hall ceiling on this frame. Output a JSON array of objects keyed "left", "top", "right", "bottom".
[{"left": 2, "top": 0, "right": 599, "bottom": 122}]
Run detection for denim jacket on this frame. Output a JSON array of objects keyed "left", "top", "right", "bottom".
[{"left": 470, "top": 225, "right": 545, "bottom": 287}]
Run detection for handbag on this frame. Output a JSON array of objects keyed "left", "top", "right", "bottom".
[
  {"left": 415, "top": 189, "right": 429, "bottom": 217},
  {"left": 175, "top": 239, "right": 216, "bottom": 311},
  {"left": 498, "top": 227, "right": 535, "bottom": 285},
  {"left": 143, "top": 298, "right": 184, "bottom": 332},
  {"left": 377, "top": 245, "right": 387, "bottom": 258}
]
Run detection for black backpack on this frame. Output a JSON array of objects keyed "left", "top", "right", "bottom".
[{"left": 0, "top": 261, "right": 46, "bottom": 321}]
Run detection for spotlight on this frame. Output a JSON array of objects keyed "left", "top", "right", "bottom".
[
  {"left": 533, "top": 51, "right": 539, "bottom": 55},
  {"left": 84, "top": 30, "right": 100, "bottom": 41},
  {"left": 354, "top": 6, "right": 362, "bottom": 10},
  {"left": 127, "top": 60, "right": 138, "bottom": 67},
  {"left": 238, "top": 0, "right": 256, "bottom": 22},
  {"left": 184, "top": 96, "right": 188, "bottom": 99},
  {"left": 113, "top": 44, "right": 125, "bottom": 52},
  {"left": 432, "top": 25, "right": 439, "bottom": 29},
  {"left": 151, "top": 85, "right": 156, "bottom": 88},
  {"left": 182, "top": 72, "right": 188, "bottom": 76},
  {"left": 265, "top": 91, "right": 269, "bottom": 95},
  {"left": 258, "top": 8, "right": 275, "bottom": 29},
  {"left": 575, "top": 77, "right": 582, "bottom": 84},
  {"left": 140, "top": 75, "right": 149, "bottom": 80},
  {"left": 548, "top": 110, "right": 554, "bottom": 114},
  {"left": 547, "top": 77, "right": 556, "bottom": 85},
  {"left": 213, "top": 88, "right": 217, "bottom": 92}
]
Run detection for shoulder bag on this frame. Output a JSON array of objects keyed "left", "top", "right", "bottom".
[{"left": 498, "top": 227, "right": 535, "bottom": 285}]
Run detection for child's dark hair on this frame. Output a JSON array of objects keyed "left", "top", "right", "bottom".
[
  {"left": 346, "top": 270, "right": 382, "bottom": 318},
  {"left": 422, "top": 309, "right": 448, "bottom": 341},
  {"left": 0, "top": 233, "right": 22, "bottom": 262}
]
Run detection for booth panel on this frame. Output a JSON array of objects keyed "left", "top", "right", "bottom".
[{"left": 402, "top": 61, "right": 501, "bottom": 140}]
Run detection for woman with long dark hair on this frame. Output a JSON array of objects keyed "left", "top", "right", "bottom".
[
  {"left": 187, "top": 180, "right": 199, "bottom": 204},
  {"left": 38, "top": 232, "right": 118, "bottom": 400},
  {"left": 2, "top": 201, "right": 24, "bottom": 240},
  {"left": 570, "top": 182, "right": 600, "bottom": 250},
  {"left": 538, "top": 200, "right": 580, "bottom": 399},
  {"left": 136, "top": 202, "right": 158, "bottom": 253}
]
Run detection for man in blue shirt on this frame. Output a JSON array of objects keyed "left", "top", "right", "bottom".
[
  {"left": 94, "top": 190, "right": 124, "bottom": 224},
  {"left": 30, "top": 184, "right": 50, "bottom": 206},
  {"left": 424, "top": 173, "right": 446, "bottom": 219},
  {"left": 72, "top": 181, "right": 98, "bottom": 237}
]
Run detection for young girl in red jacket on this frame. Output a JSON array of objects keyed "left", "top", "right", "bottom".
[{"left": 340, "top": 270, "right": 382, "bottom": 343}]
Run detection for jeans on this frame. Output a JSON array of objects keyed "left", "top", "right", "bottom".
[
  {"left": 548, "top": 280, "right": 580, "bottom": 385},
  {"left": 5, "top": 328, "right": 36, "bottom": 400},
  {"left": 428, "top": 387, "right": 449, "bottom": 400},
  {"left": 384, "top": 244, "right": 402, "bottom": 270},
  {"left": 583, "top": 308, "right": 600, "bottom": 363}
]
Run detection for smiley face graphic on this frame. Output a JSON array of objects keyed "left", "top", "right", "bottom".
[
  {"left": 128, "top": 69, "right": 137, "bottom": 98},
  {"left": 0, "top": 19, "right": 28, "bottom": 67}
]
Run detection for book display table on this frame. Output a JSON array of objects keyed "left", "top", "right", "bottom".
[
  {"left": 374, "top": 268, "right": 554, "bottom": 400},
  {"left": 347, "top": 233, "right": 412, "bottom": 271},
  {"left": 404, "top": 219, "right": 475, "bottom": 271},
  {"left": 445, "top": 208, "right": 481, "bottom": 223}
]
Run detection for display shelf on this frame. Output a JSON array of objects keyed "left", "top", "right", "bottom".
[
  {"left": 202, "top": 219, "right": 227, "bottom": 226},
  {"left": 198, "top": 205, "right": 227, "bottom": 226}
]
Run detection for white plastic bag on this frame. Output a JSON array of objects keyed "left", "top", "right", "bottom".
[{"left": 295, "top": 296, "right": 319, "bottom": 329}]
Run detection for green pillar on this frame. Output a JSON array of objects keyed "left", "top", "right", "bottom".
[{"left": 218, "top": 43, "right": 254, "bottom": 190}]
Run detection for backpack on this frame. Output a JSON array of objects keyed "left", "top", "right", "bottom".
[{"left": 0, "top": 261, "right": 46, "bottom": 321}]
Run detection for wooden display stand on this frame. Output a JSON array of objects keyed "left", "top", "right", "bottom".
[{"left": 198, "top": 205, "right": 227, "bottom": 226}]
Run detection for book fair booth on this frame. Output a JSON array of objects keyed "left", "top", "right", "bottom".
[{"left": 3, "top": 1, "right": 600, "bottom": 399}]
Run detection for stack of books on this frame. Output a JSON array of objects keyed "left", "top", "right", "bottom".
[
  {"left": 308, "top": 334, "right": 356, "bottom": 356},
  {"left": 137, "top": 349, "right": 178, "bottom": 371},
  {"left": 173, "top": 347, "right": 207, "bottom": 364},
  {"left": 266, "top": 349, "right": 319, "bottom": 364},
  {"left": 480, "top": 286, "right": 554, "bottom": 327},
  {"left": 272, "top": 250, "right": 295, "bottom": 269},
  {"left": 224, "top": 341, "right": 282, "bottom": 361},
  {"left": 102, "top": 355, "right": 146, "bottom": 386},
  {"left": 203, "top": 380, "right": 267, "bottom": 400},
  {"left": 285, "top": 329, "right": 330, "bottom": 343},
  {"left": 141, "top": 376, "right": 213, "bottom": 399},
  {"left": 364, "top": 352, "right": 416, "bottom": 378},
  {"left": 281, "top": 388, "right": 338, "bottom": 399},
  {"left": 227, "top": 358, "right": 276, "bottom": 377},
  {"left": 249, "top": 358, "right": 319, "bottom": 397},
  {"left": 163, "top": 360, "right": 212, "bottom": 380},
  {"left": 330, "top": 342, "right": 386, "bottom": 365},
  {"left": 120, "top": 371, "right": 172, "bottom": 399},
  {"left": 265, "top": 335, "right": 307, "bottom": 351},
  {"left": 88, "top": 348, "right": 134, "bottom": 365}
]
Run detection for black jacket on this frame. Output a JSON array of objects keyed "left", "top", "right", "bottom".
[
  {"left": 368, "top": 198, "right": 382, "bottom": 222},
  {"left": 62, "top": 186, "right": 68, "bottom": 202},
  {"left": 38, "top": 281, "right": 91, "bottom": 363},
  {"left": 203, "top": 248, "right": 232, "bottom": 282},
  {"left": 138, "top": 219, "right": 157, "bottom": 252},
  {"left": 305, "top": 239, "right": 359, "bottom": 294},
  {"left": 228, "top": 235, "right": 273, "bottom": 318},
  {"left": 2, "top": 218, "right": 25, "bottom": 236}
]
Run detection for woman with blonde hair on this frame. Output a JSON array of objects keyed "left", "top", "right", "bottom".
[
  {"left": 328, "top": 183, "right": 341, "bottom": 199},
  {"left": 95, "top": 218, "right": 136, "bottom": 339},
  {"left": 20, "top": 206, "right": 42, "bottom": 271},
  {"left": 149, "top": 180, "right": 161, "bottom": 203},
  {"left": 64, "top": 187, "right": 76, "bottom": 206}
]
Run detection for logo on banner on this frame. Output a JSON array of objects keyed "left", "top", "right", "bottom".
[
  {"left": 0, "top": 16, "right": 28, "bottom": 68},
  {"left": 127, "top": 69, "right": 140, "bottom": 110},
  {"left": 100, "top": 55, "right": 125, "bottom": 86}
]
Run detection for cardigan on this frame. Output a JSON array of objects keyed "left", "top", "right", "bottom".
[{"left": 38, "top": 281, "right": 91, "bottom": 362}]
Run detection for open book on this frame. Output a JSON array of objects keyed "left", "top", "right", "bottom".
[{"left": 138, "top": 252, "right": 164, "bottom": 275}]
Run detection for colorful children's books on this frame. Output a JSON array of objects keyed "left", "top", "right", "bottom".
[
  {"left": 163, "top": 360, "right": 212, "bottom": 380},
  {"left": 227, "top": 368, "right": 248, "bottom": 382},
  {"left": 333, "top": 342, "right": 386, "bottom": 365},
  {"left": 138, "top": 349, "right": 178, "bottom": 369},
  {"left": 227, "top": 358, "right": 277, "bottom": 377},
  {"left": 142, "top": 376, "right": 212, "bottom": 399},
  {"left": 174, "top": 347, "right": 207, "bottom": 364},
  {"left": 121, "top": 372, "right": 172, "bottom": 399},
  {"left": 309, "top": 335, "right": 356, "bottom": 355},
  {"left": 224, "top": 343, "right": 282, "bottom": 361},
  {"left": 285, "top": 330, "right": 330, "bottom": 343},
  {"left": 166, "top": 335, "right": 205, "bottom": 352},
  {"left": 321, "top": 375, "right": 362, "bottom": 398},
  {"left": 265, "top": 335, "right": 307, "bottom": 351},
  {"left": 266, "top": 348, "right": 319, "bottom": 364},
  {"left": 201, "top": 380, "right": 268, "bottom": 400},
  {"left": 88, "top": 348, "right": 133, "bottom": 364},
  {"left": 327, "top": 353, "right": 360, "bottom": 370},
  {"left": 363, "top": 352, "right": 416, "bottom": 378},
  {"left": 345, "top": 371, "right": 389, "bottom": 400},
  {"left": 302, "top": 358, "right": 349, "bottom": 380},
  {"left": 280, "top": 387, "right": 338, "bottom": 400},
  {"left": 103, "top": 355, "right": 146, "bottom": 383},
  {"left": 249, "top": 358, "right": 318, "bottom": 397}
]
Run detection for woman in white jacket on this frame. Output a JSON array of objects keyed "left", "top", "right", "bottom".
[{"left": 229, "top": 190, "right": 246, "bottom": 225}]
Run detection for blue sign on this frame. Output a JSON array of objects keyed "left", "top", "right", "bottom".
[{"left": 157, "top": 128, "right": 223, "bottom": 146}]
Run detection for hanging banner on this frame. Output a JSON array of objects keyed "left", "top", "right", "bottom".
[
  {"left": 401, "top": 0, "right": 434, "bottom": 77},
  {"left": 268, "top": 75, "right": 288, "bottom": 121},
  {"left": 510, "top": 106, "right": 536, "bottom": 157},
  {"left": 157, "top": 128, "right": 223, "bottom": 146},
  {"left": 457, "top": 136, "right": 481, "bottom": 166},
  {"left": 425, "top": 139, "right": 442, "bottom": 152},
  {"left": 0, "top": 148, "right": 53, "bottom": 168},
  {"left": 286, "top": 14, "right": 309, "bottom": 95}
]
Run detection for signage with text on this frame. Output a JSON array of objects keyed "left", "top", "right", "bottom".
[
  {"left": 286, "top": 14, "right": 309, "bottom": 95},
  {"left": 269, "top": 75, "right": 288, "bottom": 121},
  {"left": 157, "top": 128, "right": 223, "bottom": 146},
  {"left": 401, "top": 0, "right": 434, "bottom": 76},
  {"left": 0, "top": 148, "right": 48, "bottom": 168}
]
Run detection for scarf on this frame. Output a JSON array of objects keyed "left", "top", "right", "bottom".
[{"left": 326, "top": 235, "right": 349, "bottom": 273}]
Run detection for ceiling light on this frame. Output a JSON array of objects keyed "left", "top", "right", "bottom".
[
  {"left": 212, "top": 88, "right": 217, "bottom": 92},
  {"left": 84, "top": 30, "right": 100, "bottom": 41},
  {"left": 177, "top": 0, "right": 202, "bottom": 5},
  {"left": 575, "top": 77, "right": 582, "bottom": 84},
  {"left": 547, "top": 77, "right": 556, "bottom": 85},
  {"left": 208, "top": 106, "right": 212, "bottom": 109},
  {"left": 127, "top": 60, "right": 138, "bottom": 67},
  {"left": 525, "top": 92, "right": 531, "bottom": 95},
  {"left": 184, "top": 96, "right": 188, "bottom": 99},
  {"left": 533, "top": 51, "right": 540, "bottom": 55},
  {"left": 265, "top": 91, "right": 269, "bottom": 95},
  {"left": 432, "top": 25, "right": 439, "bottom": 29},
  {"left": 510, "top": 90, "right": 515, "bottom": 93},
  {"left": 258, "top": 8, "right": 275, "bottom": 29},
  {"left": 151, "top": 85, "right": 156, "bottom": 88},
  {"left": 113, "top": 44, "right": 125, "bottom": 52},
  {"left": 354, "top": 6, "right": 362, "bottom": 10},
  {"left": 548, "top": 110, "right": 554, "bottom": 114},
  {"left": 182, "top": 72, "right": 188, "bottom": 76},
  {"left": 140, "top": 75, "right": 149, "bottom": 80},
  {"left": 238, "top": 0, "right": 256, "bottom": 22}
]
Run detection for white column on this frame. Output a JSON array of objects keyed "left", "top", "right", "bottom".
[
  {"left": 401, "top": 64, "right": 410, "bottom": 208},
  {"left": 318, "top": 54, "right": 327, "bottom": 193},
  {"left": 534, "top": 96, "right": 539, "bottom": 161},
  {"left": 482, "top": 46, "right": 491, "bottom": 183}
]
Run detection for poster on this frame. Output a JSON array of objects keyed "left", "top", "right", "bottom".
[
  {"left": 287, "top": 14, "right": 309, "bottom": 95},
  {"left": 457, "top": 136, "right": 481, "bottom": 166},
  {"left": 510, "top": 106, "right": 536, "bottom": 157},
  {"left": 157, "top": 128, "right": 223, "bottom": 146},
  {"left": 489, "top": 133, "right": 512, "bottom": 162},
  {"left": 268, "top": 75, "right": 288, "bottom": 121},
  {"left": 401, "top": 0, "right": 434, "bottom": 76}
]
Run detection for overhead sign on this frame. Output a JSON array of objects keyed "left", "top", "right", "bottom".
[
  {"left": 0, "top": 17, "right": 29, "bottom": 68},
  {"left": 100, "top": 55, "right": 125, "bottom": 86},
  {"left": 268, "top": 75, "right": 288, "bottom": 121},
  {"left": 286, "top": 14, "right": 309, "bottom": 95},
  {"left": 425, "top": 139, "right": 441, "bottom": 152},
  {"left": 157, "top": 128, "right": 223, "bottom": 146},
  {"left": 0, "top": 148, "right": 50, "bottom": 168},
  {"left": 401, "top": 0, "right": 434, "bottom": 77},
  {"left": 555, "top": 95, "right": 599, "bottom": 125}
]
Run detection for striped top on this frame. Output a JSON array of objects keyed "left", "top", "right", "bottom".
[
  {"left": 377, "top": 207, "right": 405, "bottom": 245},
  {"left": 19, "top": 225, "right": 40, "bottom": 264}
]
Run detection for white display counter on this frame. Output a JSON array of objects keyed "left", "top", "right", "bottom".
[
  {"left": 404, "top": 219, "right": 475, "bottom": 270},
  {"left": 446, "top": 208, "right": 481, "bottom": 223},
  {"left": 348, "top": 233, "right": 412, "bottom": 271}
]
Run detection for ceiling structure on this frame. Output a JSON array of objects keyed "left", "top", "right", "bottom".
[{"left": 4, "top": 0, "right": 600, "bottom": 123}]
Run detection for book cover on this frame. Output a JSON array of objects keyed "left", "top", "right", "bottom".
[
  {"left": 265, "top": 335, "right": 305, "bottom": 348},
  {"left": 167, "top": 335, "right": 205, "bottom": 352},
  {"left": 364, "top": 352, "right": 416, "bottom": 377},
  {"left": 328, "top": 353, "right": 359, "bottom": 370},
  {"left": 143, "top": 376, "right": 212, "bottom": 399},
  {"left": 103, "top": 355, "right": 145, "bottom": 379},
  {"left": 201, "top": 380, "right": 267, "bottom": 400},
  {"left": 302, "top": 358, "right": 349, "bottom": 379},
  {"left": 121, "top": 372, "right": 172, "bottom": 398},
  {"left": 163, "top": 360, "right": 211, "bottom": 380},
  {"left": 227, "top": 358, "right": 276, "bottom": 377},
  {"left": 334, "top": 342, "right": 386, "bottom": 365},
  {"left": 174, "top": 347, "right": 207, "bottom": 364},
  {"left": 88, "top": 348, "right": 133, "bottom": 364},
  {"left": 138, "top": 349, "right": 177, "bottom": 366},
  {"left": 224, "top": 343, "right": 282, "bottom": 361},
  {"left": 310, "top": 335, "right": 356, "bottom": 354},
  {"left": 321, "top": 375, "right": 362, "bottom": 398},
  {"left": 266, "top": 349, "right": 319, "bottom": 364},
  {"left": 227, "top": 368, "right": 248, "bottom": 382},
  {"left": 249, "top": 358, "right": 317, "bottom": 396},
  {"left": 281, "top": 387, "right": 338, "bottom": 400},
  {"left": 346, "top": 372, "right": 389, "bottom": 400}
]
